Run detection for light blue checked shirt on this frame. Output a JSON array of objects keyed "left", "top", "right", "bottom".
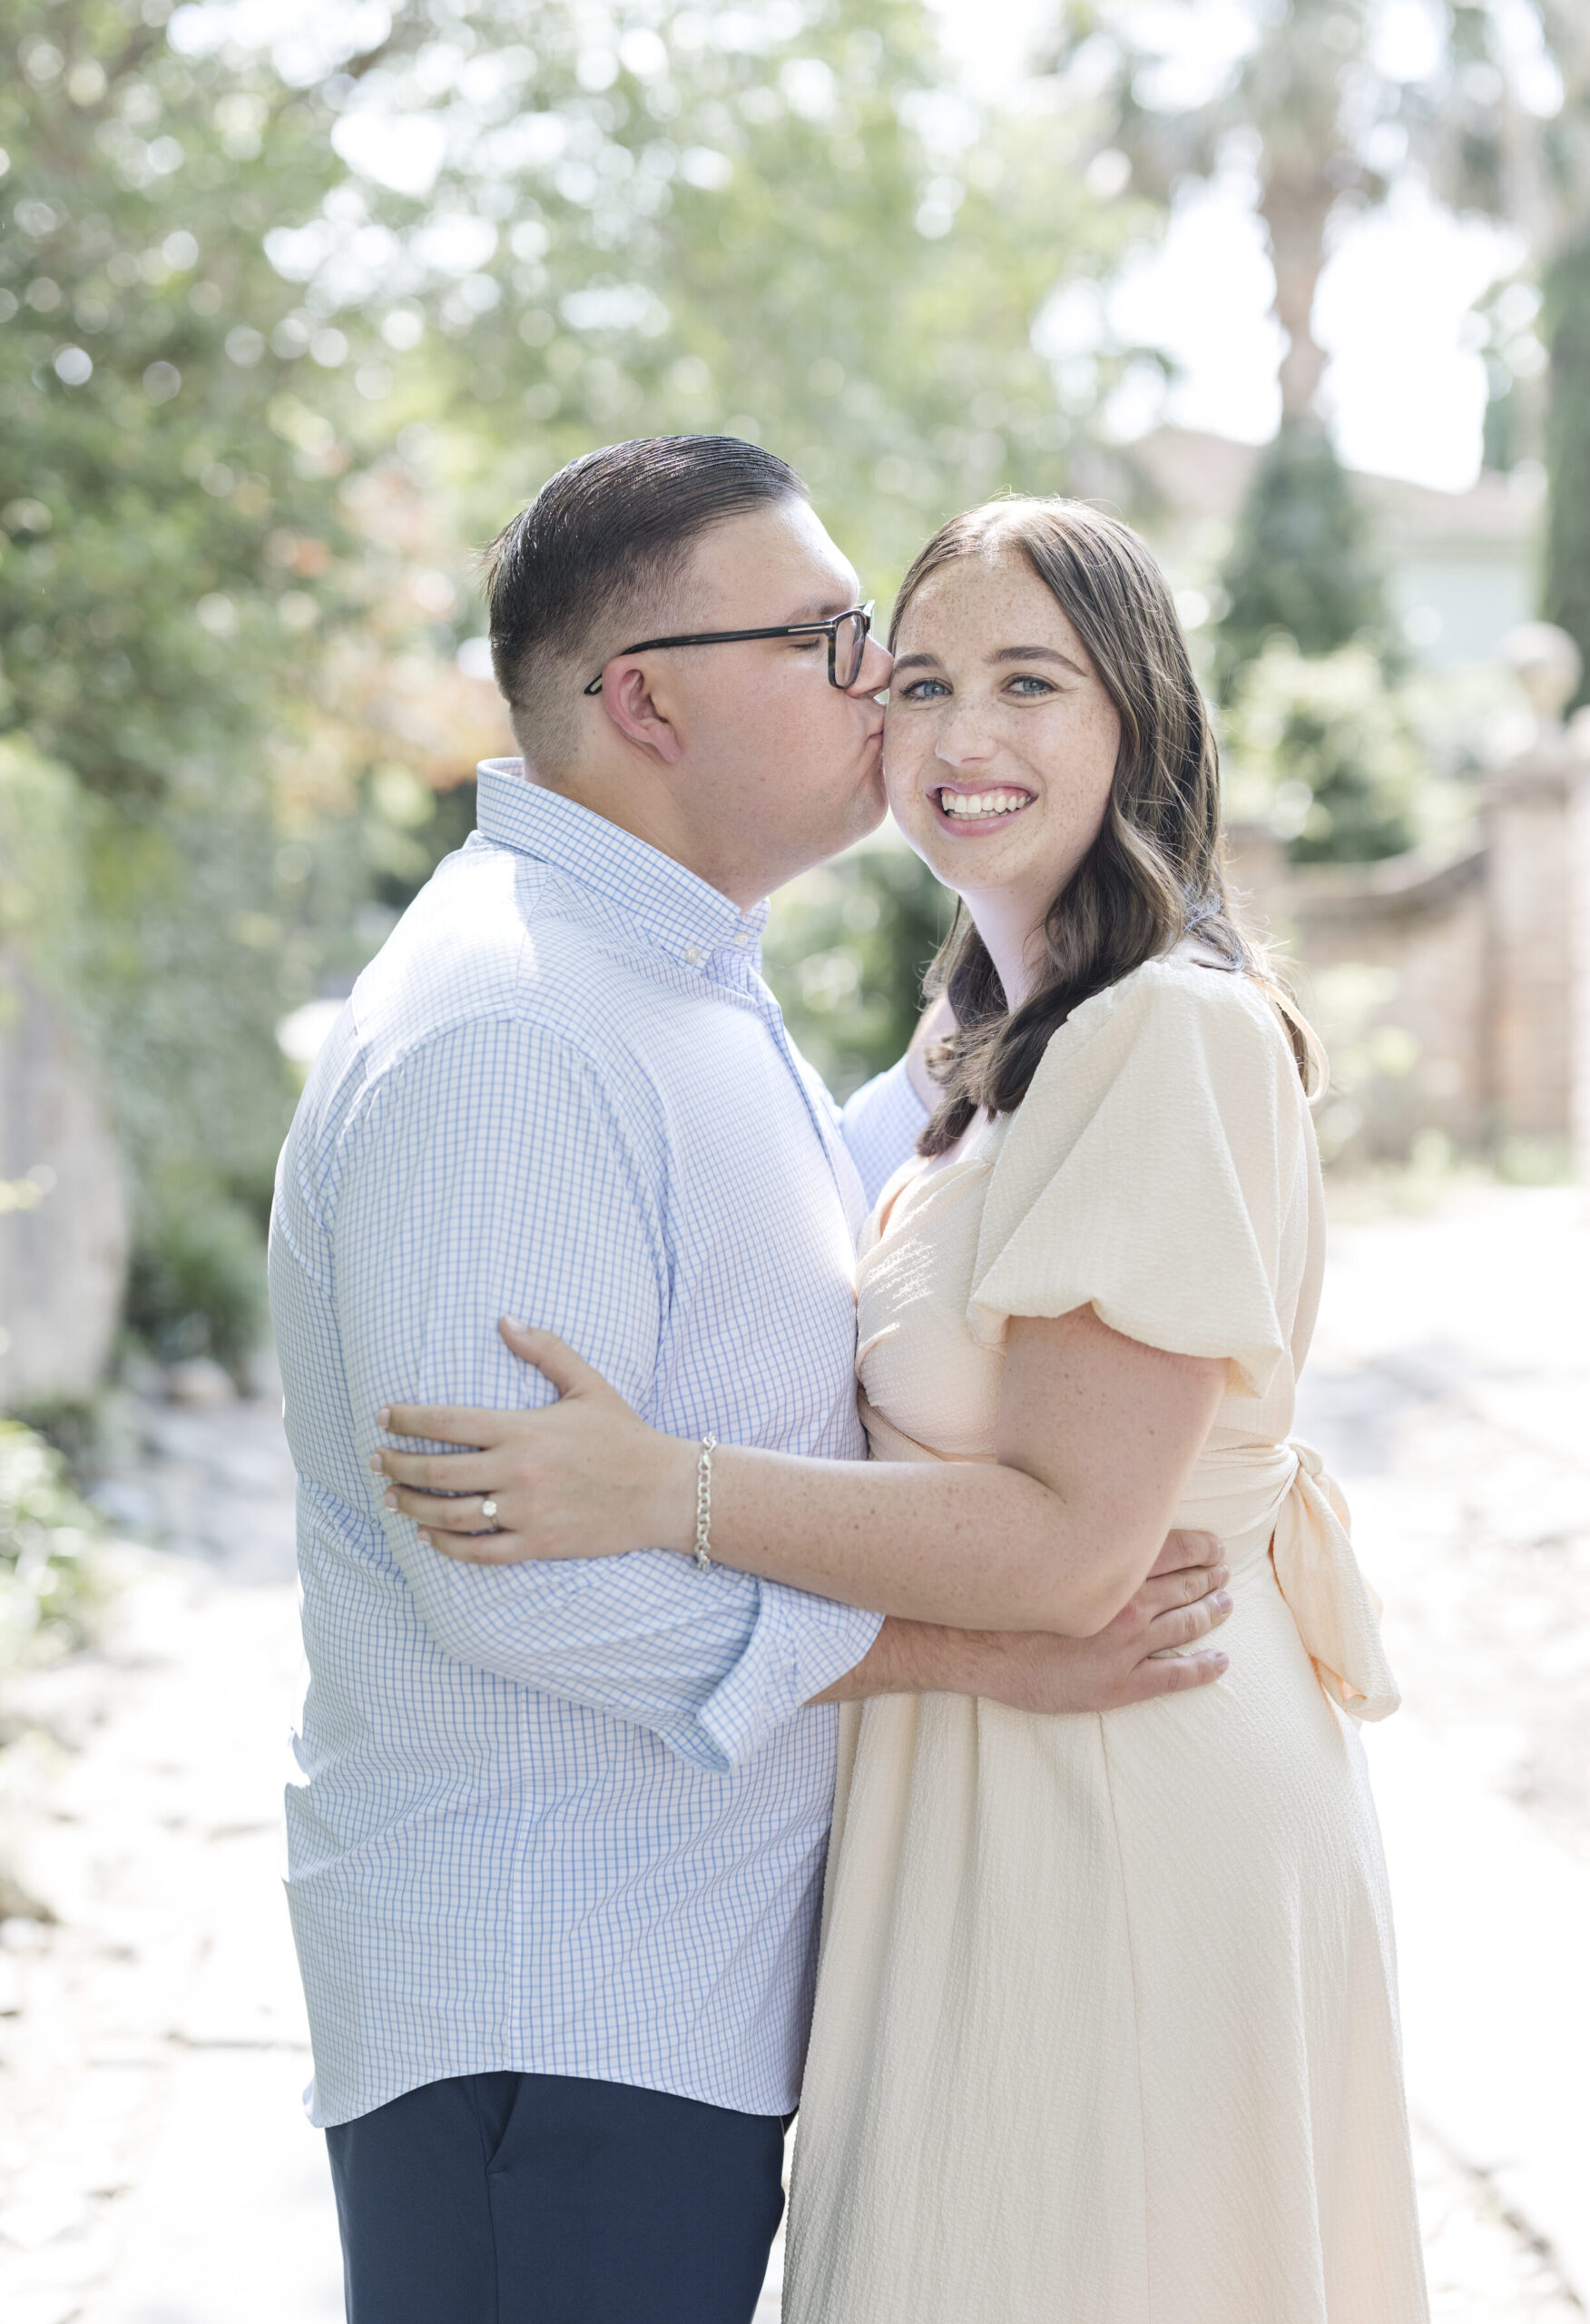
[{"left": 270, "top": 761, "right": 927, "bottom": 2128}]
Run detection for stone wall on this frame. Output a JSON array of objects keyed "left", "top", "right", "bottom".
[
  {"left": 1228, "top": 739, "right": 1576, "bottom": 1166},
  {"left": 1483, "top": 751, "right": 1575, "bottom": 1143}
]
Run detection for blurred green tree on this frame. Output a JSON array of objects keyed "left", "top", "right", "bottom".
[
  {"left": 764, "top": 839, "right": 953, "bottom": 1101},
  {"left": 0, "top": 1418, "right": 106, "bottom": 1669},
  {"left": 0, "top": 2, "right": 366, "bottom": 803},
  {"left": 1035, "top": 2, "right": 1590, "bottom": 705},
  {"left": 1039, "top": 0, "right": 1393, "bottom": 428},
  {"left": 3, "top": 0, "right": 1136, "bottom": 1389},
  {"left": 1213, "top": 420, "right": 1391, "bottom": 697},
  {"left": 1221, "top": 642, "right": 1419, "bottom": 866},
  {"left": 0, "top": 0, "right": 391, "bottom": 1360},
  {"left": 1542, "top": 234, "right": 1590, "bottom": 704},
  {"left": 293, "top": 0, "right": 1140, "bottom": 599}
]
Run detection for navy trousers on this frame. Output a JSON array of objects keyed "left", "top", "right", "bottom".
[{"left": 326, "top": 2069, "right": 790, "bottom": 2324}]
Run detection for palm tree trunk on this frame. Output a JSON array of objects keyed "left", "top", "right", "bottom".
[{"left": 1261, "top": 164, "right": 1334, "bottom": 420}]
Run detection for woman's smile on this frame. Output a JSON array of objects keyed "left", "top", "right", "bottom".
[{"left": 930, "top": 780, "right": 1038, "bottom": 832}]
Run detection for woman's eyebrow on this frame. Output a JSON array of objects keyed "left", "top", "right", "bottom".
[
  {"left": 990, "top": 645, "right": 1088, "bottom": 675},
  {"left": 890, "top": 651, "right": 941, "bottom": 675}
]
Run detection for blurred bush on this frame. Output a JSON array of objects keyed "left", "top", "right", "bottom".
[
  {"left": 764, "top": 840, "right": 952, "bottom": 1099},
  {"left": 1545, "top": 231, "right": 1590, "bottom": 716},
  {"left": 124, "top": 1177, "right": 265, "bottom": 1381},
  {"left": 0, "top": 4, "right": 382, "bottom": 1382},
  {"left": 0, "top": 1420, "right": 106, "bottom": 1670},
  {"left": 1221, "top": 642, "right": 1421, "bottom": 865}
]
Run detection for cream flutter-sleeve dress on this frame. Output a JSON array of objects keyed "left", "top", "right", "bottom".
[{"left": 782, "top": 950, "right": 1428, "bottom": 2324}]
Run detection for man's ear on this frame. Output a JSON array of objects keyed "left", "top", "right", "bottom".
[{"left": 596, "top": 658, "right": 685, "bottom": 763}]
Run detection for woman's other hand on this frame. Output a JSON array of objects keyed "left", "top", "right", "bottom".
[{"left": 371, "top": 1323, "right": 696, "bottom": 1565}]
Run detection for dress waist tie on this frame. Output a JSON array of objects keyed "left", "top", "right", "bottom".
[
  {"left": 1269, "top": 1441, "right": 1400, "bottom": 1722},
  {"left": 860, "top": 1400, "right": 1400, "bottom": 1723}
]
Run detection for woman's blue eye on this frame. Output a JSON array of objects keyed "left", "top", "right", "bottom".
[
  {"left": 1008, "top": 675, "right": 1054, "bottom": 695},
  {"left": 900, "top": 678, "right": 950, "bottom": 700}
]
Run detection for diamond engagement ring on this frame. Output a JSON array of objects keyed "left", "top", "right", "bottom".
[{"left": 480, "top": 1499, "right": 498, "bottom": 1522}]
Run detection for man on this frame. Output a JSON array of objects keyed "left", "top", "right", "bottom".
[{"left": 269, "top": 436, "right": 1230, "bottom": 2323}]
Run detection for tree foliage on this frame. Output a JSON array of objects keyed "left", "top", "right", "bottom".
[
  {"left": 0, "top": 0, "right": 368, "bottom": 803},
  {"left": 764, "top": 838, "right": 952, "bottom": 1102},
  {"left": 276, "top": 0, "right": 1137, "bottom": 597},
  {"left": 0, "top": 0, "right": 1130, "bottom": 1374},
  {"left": 1213, "top": 419, "right": 1391, "bottom": 696},
  {"left": 0, "top": 1418, "right": 106, "bottom": 1669},
  {"left": 1542, "top": 233, "right": 1590, "bottom": 709},
  {"left": 1040, "top": 1, "right": 1395, "bottom": 422},
  {"left": 1221, "top": 641, "right": 1418, "bottom": 867}
]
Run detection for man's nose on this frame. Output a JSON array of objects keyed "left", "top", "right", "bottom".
[{"left": 850, "top": 633, "right": 893, "bottom": 696}]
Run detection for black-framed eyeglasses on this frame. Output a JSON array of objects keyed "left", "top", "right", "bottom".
[{"left": 584, "top": 602, "right": 875, "bottom": 695}]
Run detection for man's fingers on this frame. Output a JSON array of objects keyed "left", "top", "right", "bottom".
[
  {"left": 1178, "top": 1557, "right": 1226, "bottom": 1605},
  {"left": 1120, "top": 1648, "right": 1229, "bottom": 1703},
  {"left": 1143, "top": 1590, "right": 1232, "bottom": 1654},
  {"left": 1116, "top": 1563, "right": 1229, "bottom": 1631},
  {"left": 1144, "top": 1528, "right": 1222, "bottom": 1581}
]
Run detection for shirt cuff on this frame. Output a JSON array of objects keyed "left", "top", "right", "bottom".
[
  {"left": 692, "top": 1585, "right": 883, "bottom": 1770},
  {"left": 839, "top": 1055, "right": 930, "bottom": 1210}
]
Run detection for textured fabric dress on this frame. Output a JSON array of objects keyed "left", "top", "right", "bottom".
[{"left": 782, "top": 953, "right": 1428, "bottom": 2324}]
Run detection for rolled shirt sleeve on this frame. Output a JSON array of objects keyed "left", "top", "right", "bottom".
[{"left": 330, "top": 1015, "right": 878, "bottom": 1768}]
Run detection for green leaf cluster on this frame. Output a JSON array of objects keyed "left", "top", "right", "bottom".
[
  {"left": 1220, "top": 641, "right": 1420, "bottom": 867},
  {"left": 0, "top": 1418, "right": 106, "bottom": 1669},
  {"left": 1544, "top": 232, "right": 1590, "bottom": 714},
  {"left": 309, "top": 0, "right": 1137, "bottom": 592},
  {"left": 763, "top": 837, "right": 953, "bottom": 1101},
  {"left": 1213, "top": 421, "right": 1392, "bottom": 698},
  {"left": 0, "top": 0, "right": 363, "bottom": 801}
]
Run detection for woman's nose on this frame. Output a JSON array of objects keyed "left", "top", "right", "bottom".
[{"left": 934, "top": 711, "right": 996, "bottom": 768}]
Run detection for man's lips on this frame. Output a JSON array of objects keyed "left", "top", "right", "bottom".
[{"left": 928, "top": 782, "right": 1036, "bottom": 833}]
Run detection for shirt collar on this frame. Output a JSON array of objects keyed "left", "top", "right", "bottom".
[{"left": 475, "top": 759, "right": 770, "bottom": 969}]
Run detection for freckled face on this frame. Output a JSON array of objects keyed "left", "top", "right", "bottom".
[{"left": 883, "top": 550, "right": 1123, "bottom": 920}]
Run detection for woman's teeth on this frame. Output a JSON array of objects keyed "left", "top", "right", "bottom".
[{"left": 937, "top": 789, "right": 1032, "bottom": 818}]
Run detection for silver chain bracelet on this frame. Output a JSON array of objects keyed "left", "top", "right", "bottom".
[{"left": 692, "top": 1435, "right": 717, "bottom": 1571}]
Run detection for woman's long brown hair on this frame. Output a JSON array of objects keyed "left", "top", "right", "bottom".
[{"left": 897, "top": 497, "right": 1320, "bottom": 1158}]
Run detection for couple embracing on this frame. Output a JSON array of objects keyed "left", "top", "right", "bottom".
[{"left": 270, "top": 435, "right": 1429, "bottom": 2322}]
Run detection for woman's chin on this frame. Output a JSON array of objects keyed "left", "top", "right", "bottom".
[{"left": 895, "top": 814, "right": 1030, "bottom": 896}]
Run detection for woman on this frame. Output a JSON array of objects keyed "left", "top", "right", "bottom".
[{"left": 373, "top": 499, "right": 1428, "bottom": 2321}]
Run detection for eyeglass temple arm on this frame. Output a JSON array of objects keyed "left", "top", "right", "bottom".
[{"left": 584, "top": 606, "right": 871, "bottom": 697}]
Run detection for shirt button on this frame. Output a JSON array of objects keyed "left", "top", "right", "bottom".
[
  {"left": 731, "top": 931, "right": 751, "bottom": 948},
  {"left": 683, "top": 944, "right": 702, "bottom": 966}
]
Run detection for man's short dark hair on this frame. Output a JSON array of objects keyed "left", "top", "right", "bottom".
[{"left": 482, "top": 435, "right": 809, "bottom": 767}]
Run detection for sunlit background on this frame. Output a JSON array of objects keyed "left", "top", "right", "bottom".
[{"left": 2, "top": 3, "right": 1588, "bottom": 2318}]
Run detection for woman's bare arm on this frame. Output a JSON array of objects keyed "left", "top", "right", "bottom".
[
  {"left": 376, "top": 1305, "right": 1226, "bottom": 1638},
  {"left": 685, "top": 1306, "right": 1223, "bottom": 1634}
]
